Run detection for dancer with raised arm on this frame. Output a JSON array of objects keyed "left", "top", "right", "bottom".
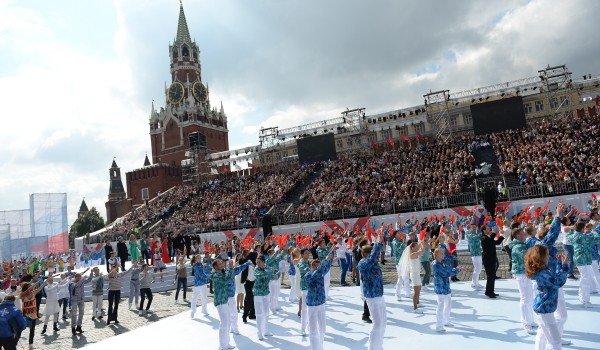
[
  {"left": 509, "top": 227, "right": 536, "bottom": 335},
  {"left": 191, "top": 254, "right": 213, "bottom": 318},
  {"left": 253, "top": 255, "right": 277, "bottom": 341},
  {"left": 466, "top": 221, "right": 484, "bottom": 290},
  {"left": 358, "top": 231, "right": 386, "bottom": 350},
  {"left": 305, "top": 246, "right": 336, "bottom": 350},
  {"left": 225, "top": 258, "right": 251, "bottom": 335},
  {"left": 525, "top": 245, "right": 569, "bottom": 350},
  {"left": 432, "top": 248, "right": 461, "bottom": 333}
]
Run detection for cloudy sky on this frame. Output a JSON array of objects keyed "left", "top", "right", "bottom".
[{"left": 1, "top": 0, "right": 599, "bottom": 226}]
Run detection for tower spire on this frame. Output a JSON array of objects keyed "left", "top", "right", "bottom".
[{"left": 175, "top": 1, "right": 192, "bottom": 45}]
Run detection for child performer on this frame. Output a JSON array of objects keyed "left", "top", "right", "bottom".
[
  {"left": 432, "top": 248, "right": 461, "bottom": 332},
  {"left": 253, "top": 255, "right": 277, "bottom": 340},
  {"left": 357, "top": 231, "right": 386, "bottom": 350},
  {"left": 509, "top": 227, "right": 536, "bottom": 335},
  {"left": 226, "top": 258, "right": 252, "bottom": 335},
  {"left": 305, "top": 247, "right": 336, "bottom": 350},
  {"left": 525, "top": 245, "right": 569, "bottom": 350},
  {"left": 466, "top": 222, "right": 484, "bottom": 290}
]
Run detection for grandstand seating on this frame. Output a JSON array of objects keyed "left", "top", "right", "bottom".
[{"left": 98, "top": 112, "right": 600, "bottom": 239}]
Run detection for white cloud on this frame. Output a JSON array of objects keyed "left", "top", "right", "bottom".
[{"left": 1, "top": 0, "right": 600, "bottom": 229}]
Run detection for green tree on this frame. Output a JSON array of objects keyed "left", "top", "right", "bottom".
[{"left": 69, "top": 207, "right": 105, "bottom": 248}]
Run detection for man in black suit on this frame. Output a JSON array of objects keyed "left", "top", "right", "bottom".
[
  {"left": 484, "top": 184, "right": 498, "bottom": 217},
  {"left": 241, "top": 248, "right": 258, "bottom": 322},
  {"left": 104, "top": 240, "right": 113, "bottom": 272},
  {"left": 481, "top": 224, "right": 504, "bottom": 298},
  {"left": 116, "top": 236, "right": 128, "bottom": 271},
  {"left": 183, "top": 232, "right": 192, "bottom": 258}
]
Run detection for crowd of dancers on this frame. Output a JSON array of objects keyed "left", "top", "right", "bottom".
[{"left": 0, "top": 202, "right": 599, "bottom": 350}]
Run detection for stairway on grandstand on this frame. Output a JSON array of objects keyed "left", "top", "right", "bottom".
[{"left": 266, "top": 163, "right": 324, "bottom": 220}]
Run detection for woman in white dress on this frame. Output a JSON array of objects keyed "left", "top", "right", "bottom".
[
  {"left": 41, "top": 275, "right": 67, "bottom": 334},
  {"left": 399, "top": 240, "right": 427, "bottom": 314},
  {"left": 235, "top": 253, "right": 245, "bottom": 312}
]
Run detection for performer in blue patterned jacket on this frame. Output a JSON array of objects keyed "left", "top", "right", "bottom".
[
  {"left": 525, "top": 244, "right": 569, "bottom": 350},
  {"left": 566, "top": 216, "right": 600, "bottom": 307},
  {"left": 432, "top": 247, "right": 461, "bottom": 333},
  {"left": 210, "top": 259, "right": 234, "bottom": 350},
  {"left": 225, "top": 259, "right": 252, "bottom": 335},
  {"left": 305, "top": 247, "right": 335, "bottom": 350},
  {"left": 357, "top": 232, "right": 385, "bottom": 350},
  {"left": 535, "top": 203, "right": 570, "bottom": 346},
  {"left": 508, "top": 227, "right": 536, "bottom": 334},
  {"left": 191, "top": 254, "right": 213, "bottom": 318},
  {"left": 253, "top": 255, "right": 277, "bottom": 341}
]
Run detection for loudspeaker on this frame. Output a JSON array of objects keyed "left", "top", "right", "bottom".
[{"left": 262, "top": 214, "right": 273, "bottom": 238}]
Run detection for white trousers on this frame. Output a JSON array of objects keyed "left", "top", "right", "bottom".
[
  {"left": 365, "top": 296, "right": 386, "bottom": 350},
  {"left": 191, "top": 284, "right": 208, "bottom": 316},
  {"left": 308, "top": 304, "right": 326, "bottom": 350},
  {"left": 436, "top": 294, "right": 451, "bottom": 329},
  {"left": 216, "top": 303, "right": 231, "bottom": 350},
  {"left": 555, "top": 287, "right": 567, "bottom": 337},
  {"left": 269, "top": 279, "right": 280, "bottom": 311},
  {"left": 92, "top": 295, "right": 103, "bottom": 318},
  {"left": 254, "top": 294, "right": 270, "bottom": 338},
  {"left": 301, "top": 290, "right": 309, "bottom": 333},
  {"left": 515, "top": 274, "right": 534, "bottom": 326},
  {"left": 228, "top": 297, "right": 239, "bottom": 332},
  {"left": 591, "top": 260, "right": 600, "bottom": 292},
  {"left": 471, "top": 256, "right": 483, "bottom": 287},
  {"left": 288, "top": 274, "right": 298, "bottom": 302},
  {"left": 324, "top": 271, "right": 331, "bottom": 299},
  {"left": 395, "top": 263, "right": 410, "bottom": 297},
  {"left": 577, "top": 264, "right": 593, "bottom": 303},
  {"left": 535, "top": 312, "right": 562, "bottom": 350}
]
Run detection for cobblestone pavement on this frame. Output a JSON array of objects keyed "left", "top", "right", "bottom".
[{"left": 27, "top": 249, "right": 511, "bottom": 350}]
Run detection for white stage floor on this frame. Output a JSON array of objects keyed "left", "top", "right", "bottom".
[{"left": 85, "top": 279, "right": 599, "bottom": 350}]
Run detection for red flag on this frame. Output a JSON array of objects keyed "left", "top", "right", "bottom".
[
  {"left": 401, "top": 134, "right": 410, "bottom": 142},
  {"left": 592, "top": 193, "right": 598, "bottom": 201},
  {"left": 342, "top": 220, "right": 349, "bottom": 230},
  {"left": 347, "top": 238, "right": 353, "bottom": 249},
  {"left": 386, "top": 137, "right": 395, "bottom": 147},
  {"left": 415, "top": 131, "right": 424, "bottom": 143},
  {"left": 440, "top": 225, "right": 446, "bottom": 235},
  {"left": 419, "top": 228, "right": 427, "bottom": 240},
  {"left": 540, "top": 200, "right": 551, "bottom": 215},
  {"left": 472, "top": 205, "right": 478, "bottom": 215},
  {"left": 483, "top": 216, "right": 492, "bottom": 226},
  {"left": 366, "top": 225, "right": 375, "bottom": 243},
  {"left": 495, "top": 218, "right": 503, "bottom": 230}
]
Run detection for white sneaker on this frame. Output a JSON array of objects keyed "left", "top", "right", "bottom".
[
  {"left": 561, "top": 339, "right": 572, "bottom": 346},
  {"left": 301, "top": 329, "right": 307, "bottom": 336},
  {"left": 258, "top": 336, "right": 265, "bottom": 341},
  {"left": 583, "top": 301, "right": 594, "bottom": 308},
  {"left": 396, "top": 295, "right": 402, "bottom": 301},
  {"left": 183, "top": 298, "right": 188, "bottom": 302},
  {"left": 265, "top": 332, "right": 273, "bottom": 337},
  {"left": 524, "top": 325, "right": 536, "bottom": 335},
  {"left": 226, "top": 345, "right": 236, "bottom": 349},
  {"left": 413, "top": 308, "right": 423, "bottom": 314},
  {"left": 231, "top": 329, "right": 240, "bottom": 335},
  {"left": 445, "top": 322, "right": 454, "bottom": 327},
  {"left": 138, "top": 310, "right": 143, "bottom": 316},
  {"left": 190, "top": 311, "right": 195, "bottom": 319},
  {"left": 128, "top": 303, "right": 132, "bottom": 310},
  {"left": 436, "top": 327, "right": 446, "bottom": 333}
]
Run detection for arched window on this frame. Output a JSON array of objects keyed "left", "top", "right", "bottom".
[{"left": 182, "top": 46, "right": 189, "bottom": 59}]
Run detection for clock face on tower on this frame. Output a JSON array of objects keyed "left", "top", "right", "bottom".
[
  {"left": 192, "top": 81, "right": 208, "bottom": 103},
  {"left": 167, "top": 82, "right": 185, "bottom": 104}
]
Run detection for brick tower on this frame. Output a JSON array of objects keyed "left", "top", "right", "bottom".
[{"left": 148, "top": 2, "right": 229, "bottom": 168}]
